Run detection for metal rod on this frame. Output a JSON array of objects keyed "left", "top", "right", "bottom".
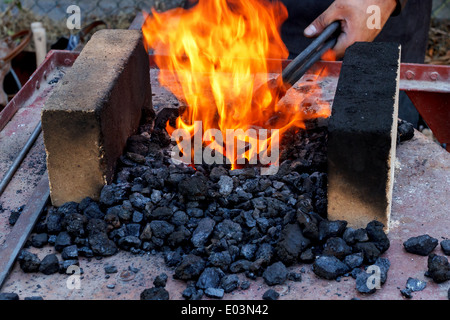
[
  {"left": 284, "top": 37, "right": 338, "bottom": 86},
  {"left": 282, "top": 21, "right": 340, "bottom": 83},
  {"left": 0, "top": 121, "right": 42, "bottom": 197}
]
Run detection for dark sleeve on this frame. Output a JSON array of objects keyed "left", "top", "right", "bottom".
[{"left": 392, "top": 0, "right": 408, "bottom": 16}]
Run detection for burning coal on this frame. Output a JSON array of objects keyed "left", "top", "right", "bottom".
[{"left": 142, "top": 0, "right": 331, "bottom": 169}]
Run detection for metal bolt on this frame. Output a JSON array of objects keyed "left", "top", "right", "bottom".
[
  {"left": 64, "top": 58, "right": 72, "bottom": 66},
  {"left": 35, "top": 80, "right": 40, "bottom": 90},
  {"left": 405, "top": 70, "right": 415, "bottom": 80},
  {"left": 430, "top": 72, "right": 439, "bottom": 81}
]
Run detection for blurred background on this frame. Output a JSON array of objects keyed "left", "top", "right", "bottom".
[{"left": 1, "top": 0, "right": 448, "bottom": 64}]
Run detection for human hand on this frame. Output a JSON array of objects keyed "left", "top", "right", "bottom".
[{"left": 304, "top": 0, "right": 398, "bottom": 58}]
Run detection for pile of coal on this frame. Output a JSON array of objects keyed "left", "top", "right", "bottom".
[{"left": 19, "top": 124, "right": 397, "bottom": 299}]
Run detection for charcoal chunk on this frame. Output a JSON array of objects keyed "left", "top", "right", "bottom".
[
  {"left": 229, "top": 260, "right": 252, "bottom": 273},
  {"left": 221, "top": 275, "right": 240, "bottom": 293},
  {"left": 366, "top": 221, "right": 390, "bottom": 253},
  {"left": 0, "top": 293, "right": 19, "bottom": 300},
  {"left": 205, "top": 288, "right": 224, "bottom": 299},
  {"left": 322, "top": 237, "right": 352, "bottom": 260},
  {"left": 171, "top": 211, "right": 189, "bottom": 226},
  {"left": 140, "top": 287, "right": 169, "bottom": 300},
  {"left": 46, "top": 210, "right": 63, "bottom": 234},
  {"left": 179, "top": 176, "right": 208, "bottom": 201},
  {"left": 240, "top": 244, "right": 258, "bottom": 261},
  {"left": 427, "top": 254, "right": 450, "bottom": 283},
  {"left": 118, "top": 236, "right": 141, "bottom": 250},
  {"left": 62, "top": 213, "right": 87, "bottom": 237},
  {"left": 150, "top": 220, "right": 174, "bottom": 239},
  {"left": 218, "top": 176, "right": 234, "bottom": 197},
  {"left": 343, "top": 252, "right": 364, "bottom": 269},
  {"left": 400, "top": 288, "right": 413, "bottom": 299},
  {"left": 57, "top": 202, "right": 79, "bottom": 216},
  {"left": 61, "top": 245, "right": 79, "bottom": 260},
  {"left": 196, "top": 267, "right": 224, "bottom": 289},
  {"left": 441, "top": 240, "right": 450, "bottom": 256},
  {"left": 104, "top": 265, "right": 118, "bottom": 274},
  {"left": 83, "top": 202, "right": 105, "bottom": 220},
  {"left": 318, "top": 220, "right": 347, "bottom": 241},
  {"left": 275, "top": 223, "right": 310, "bottom": 265},
  {"left": 296, "top": 211, "right": 322, "bottom": 241},
  {"left": 148, "top": 206, "right": 173, "bottom": 220},
  {"left": 406, "top": 277, "right": 427, "bottom": 292},
  {"left": 55, "top": 231, "right": 72, "bottom": 252},
  {"left": 18, "top": 250, "right": 41, "bottom": 273},
  {"left": 263, "top": 262, "right": 288, "bottom": 286},
  {"left": 31, "top": 233, "right": 48, "bottom": 248},
  {"left": 153, "top": 273, "right": 168, "bottom": 288},
  {"left": 89, "top": 232, "right": 118, "bottom": 256},
  {"left": 209, "top": 166, "right": 228, "bottom": 182},
  {"left": 39, "top": 254, "right": 59, "bottom": 275},
  {"left": 78, "top": 247, "right": 94, "bottom": 258},
  {"left": 397, "top": 119, "right": 414, "bottom": 142},
  {"left": 300, "top": 248, "right": 315, "bottom": 263},
  {"left": 126, "top": 223, "right": 141, "bottom": 237},
  {"left": 214, "top": 219, "right": 243, "bottom": 242},
  {"left": 343, "top": 227, "right": 369, "bottom": 245},
  {"left": 174, "top": 254, "right": 206, "bottom": 280},
  {"left": 262, "top": 289, "right": 279, "bottom": 300},
  {"left": 288, "top": 272, "right": 302, "bottom": 282},
  {"left": 356, "top": 257, "right": 390, "bottom": 294},
  {"left": 100, "top": 184, "right": 127, "bottom": 207},
  {"left": 167, "top": 226, "right": 191, "bottom": 247},
  {"left": 191, "top": 218, "right": 215, "bottom": 248},
  {"left": 353, "top": 242, "right": 381, "bottom": 264},
  {"left": 86, "top": 218, "right": 108, "bottom": 235},
  {"left": 208, "top": 251, "right": 232, "bottom": 271}
]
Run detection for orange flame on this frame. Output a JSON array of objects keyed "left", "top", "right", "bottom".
[{"left": 142, "top": 0, "right": 331, "bottom": 167}]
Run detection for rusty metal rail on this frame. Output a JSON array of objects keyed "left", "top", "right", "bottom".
[{"left": 0, "top": 173, "right": 49, "bottom": 288}]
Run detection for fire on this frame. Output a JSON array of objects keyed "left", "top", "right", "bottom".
[{"left": 142, "top": 0, "right": 331, "bottom": 168}]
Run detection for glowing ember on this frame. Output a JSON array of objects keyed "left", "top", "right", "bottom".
[{"left": 142, "top": 0, "right": 332, "bottom": 169}]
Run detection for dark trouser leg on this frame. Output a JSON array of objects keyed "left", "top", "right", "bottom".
[{"left": 375, "top": 0, "right": 433, "bottom": 127}]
